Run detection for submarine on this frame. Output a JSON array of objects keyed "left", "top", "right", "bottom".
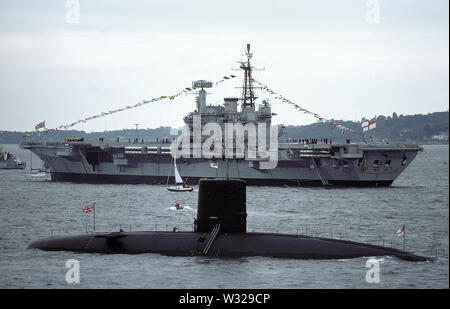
[{"left": 28, "top": 178, "right": 428, "bottom": 262}]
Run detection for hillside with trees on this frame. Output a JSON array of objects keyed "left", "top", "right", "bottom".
[
  {"left": 0, "top": 111, "right": 448, "bottom": 145},
  {"left": 284, "top": 111, "right": 449, "bottom": 143}
]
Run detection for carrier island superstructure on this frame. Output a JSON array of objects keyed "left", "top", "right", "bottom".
[{"left": 21, "top": 45, "right": 422, "bottom": 186}]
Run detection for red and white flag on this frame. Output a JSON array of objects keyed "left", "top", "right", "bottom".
[
  {"left": 35, "top": 121, "right": 45, "bottom": 130},
  {"left": 82, "top": 203, "right": 95, "bottom": 213},
  {"left": 396, "top": 225, "right": 405, "bottom": 236},
  {"left": 210, "top": 162, "right": 219, "bottom": 169},
  {"left": 362, "top": 117, "right": 377, "bottom": 132}
]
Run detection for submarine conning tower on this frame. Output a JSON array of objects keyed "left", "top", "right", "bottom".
[{"left": 196, "top": 178, "right": 247, "bottom": 233}]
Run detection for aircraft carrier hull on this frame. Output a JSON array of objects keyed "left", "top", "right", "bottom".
[
  {"left": 21, "top": 142, "right": 420, "bottom": 187},
  {"left": 49, "top": 172, "right": 394, "bottom": 186}
]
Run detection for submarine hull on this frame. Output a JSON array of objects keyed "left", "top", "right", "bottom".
[
  {"left": 28, "top": 231, "right": 427, "bottom": 262},
  {"left": 27, "top": 179, "right": 428, "bottom": 262}
]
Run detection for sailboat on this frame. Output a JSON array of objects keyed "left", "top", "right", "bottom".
[
  {"left": 166, "top": 157, "right": 193, "bottom": 192},
  {"left": 27, "top": 151, "right": 49, "bottom": 176}
]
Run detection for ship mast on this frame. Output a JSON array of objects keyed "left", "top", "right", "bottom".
[{"left": 237, "top": 44, "right": 262, "bottom": 109}]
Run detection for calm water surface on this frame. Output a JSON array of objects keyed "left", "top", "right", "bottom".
[{"left": 0, "top": 144, "right": 448, "bottom": 288}]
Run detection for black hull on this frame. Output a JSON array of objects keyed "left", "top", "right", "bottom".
[
  {"left": 28, "top": 178, "right": 427, "bottom": 262},
  {"left": 27, "top": 231, "right": 427, "bottom": 262},
  {"left": 50, "top": 172, "right": 393, "bottom": 187}
]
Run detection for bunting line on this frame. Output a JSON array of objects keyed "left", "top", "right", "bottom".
[
  {"left": 25, "top": 75, "right": 238, "bottom": 136},
  {"left": 254, "top": 79, "right": 357, "bottom": 135},
  {"left": 25, "top": 74, "right": 360, "bottom": 138}
]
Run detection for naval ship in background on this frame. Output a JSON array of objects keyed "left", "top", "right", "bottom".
[
  {"left": 0, "top": 147, "right": 26, "bottom": 169},
  {"left": 21, "top": 45, "right": 422, "bottom": 186}
]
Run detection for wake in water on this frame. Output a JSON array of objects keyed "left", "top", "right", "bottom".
[{"left": 168, "top": 205, "right": 195, "bottom": 211}]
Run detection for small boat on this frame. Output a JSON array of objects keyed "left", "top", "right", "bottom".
[
  {"left": 167, "top": 185, "right": 193, "bottom": 192},
  {"left": 174, "top": 203, "right": 184, "bottom": 210},
  {"left": 166, "top": 156, "right": 193, "bottom": 192},
  {"left": 0, "top": 147, "right": 26, "bottom": 170},
  {"left": 26, "top": 171, "right": 48, "bottom": 177}
]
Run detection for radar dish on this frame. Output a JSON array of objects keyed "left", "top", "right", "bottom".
[{"left": 192, "top": 80, "right": 213, "bottom": 89}]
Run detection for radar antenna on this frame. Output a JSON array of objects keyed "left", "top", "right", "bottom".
[{"left": 192, "top": 80, "right": 213, "bottom": 90}]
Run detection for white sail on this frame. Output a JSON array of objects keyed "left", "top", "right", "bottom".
[{"left": 174, "top": 158, "right": 183, "bottom": 184}]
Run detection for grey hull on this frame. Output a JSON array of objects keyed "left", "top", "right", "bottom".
[
  {"left": 22, "top": 141, "right": 421, "bottom": 186},
  {"left": 49, "top": 172, "right": 394, "bottom": 186},
  {"left": 0, "top": 161, "right": 26, "bottom": 170}
]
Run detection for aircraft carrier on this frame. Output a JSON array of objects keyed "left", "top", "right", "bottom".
[{"left": 21, "top": 45, "right": 422, "bottom": 186}]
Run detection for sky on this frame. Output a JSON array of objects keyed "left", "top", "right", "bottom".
[{"left": 0, "top": 0, "right": 448, "bottom": 132}]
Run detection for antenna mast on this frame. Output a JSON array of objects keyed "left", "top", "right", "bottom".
[
  {"left": 234, "top": 43, "right": 263, "bottom": 109},
  {"left": 241, "top": 44, "right": 256, "bottom": 108}
]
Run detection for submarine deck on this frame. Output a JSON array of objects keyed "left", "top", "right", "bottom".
[{"left": 28, "top": 231, "right": 428, "bottom": 262}]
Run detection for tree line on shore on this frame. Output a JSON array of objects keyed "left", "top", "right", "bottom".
[{"left": 1, "top": 111, "right": 448, "bottom": 145}]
